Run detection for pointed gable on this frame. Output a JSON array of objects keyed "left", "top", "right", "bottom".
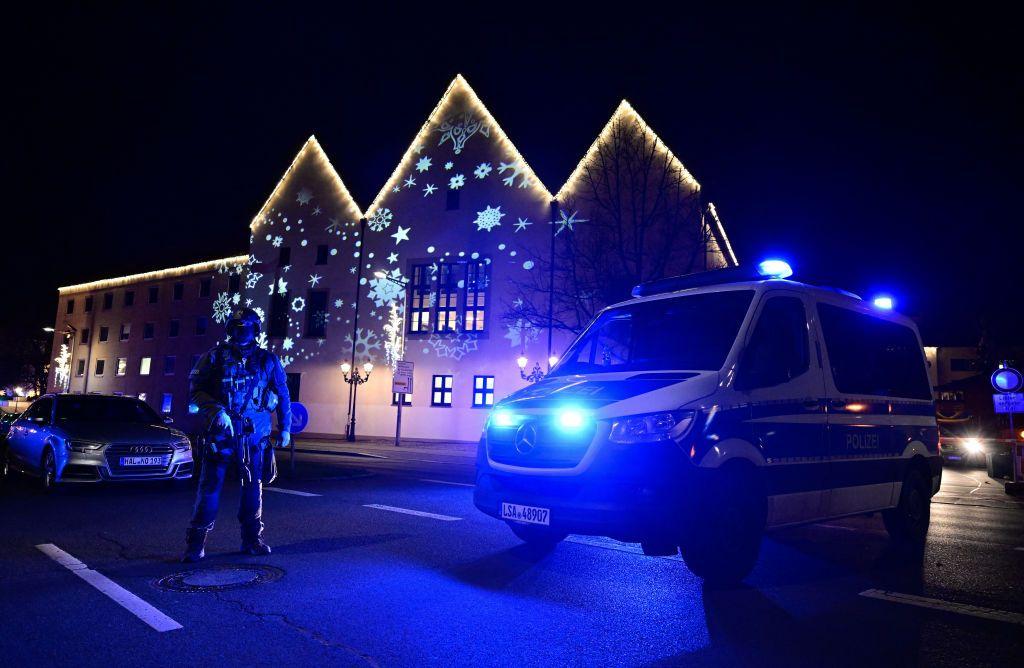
[
  {"left": 705, "top": 201, "right": 739, "bottom": 267},
  {"left": 366, "top": 74, "right": 551, "bottom": 217},
  {"left": 249, "top": 135, "right": 363, "bottom": 233}
]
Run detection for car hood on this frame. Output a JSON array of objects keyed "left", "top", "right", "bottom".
[{"left": 55, "top": 422, "right": 186, "bottom": 444}]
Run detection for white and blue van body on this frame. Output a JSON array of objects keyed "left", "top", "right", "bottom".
[{"left": 473, "top": 266, "right": 940, "bottom": 581}]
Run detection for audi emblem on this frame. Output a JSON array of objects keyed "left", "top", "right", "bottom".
[{"left": 129, "top": 445, "right": 153, "bottom": 454}]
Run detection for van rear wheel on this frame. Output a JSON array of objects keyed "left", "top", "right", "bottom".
[
  {"left": 681, "top": 464, "right": 765, "bottom": 585},
  {"left": 883, "top": 468, "right": 930, "bottom": 548},
  {"left": 507, "top": 522, "right": 567, "bottom": 548}
]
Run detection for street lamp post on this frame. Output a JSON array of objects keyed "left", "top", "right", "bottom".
[
  {"left": 516, "top": 354, "right": 560, "bottom": 384},
  {"left": 341, "top": 361, "right": 373, "bottom": 442}
]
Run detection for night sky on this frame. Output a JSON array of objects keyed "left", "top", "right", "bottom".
[{"left": 6, "top": 5, "right": 1020, "bottom": 353}]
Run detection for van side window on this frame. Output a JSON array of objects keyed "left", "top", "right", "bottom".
[
  {"left": 736, "top": 296, "right": 809, "bottom": 390},
  {"left": 817, "top": 304, "right": 931, "bottom": 399}
]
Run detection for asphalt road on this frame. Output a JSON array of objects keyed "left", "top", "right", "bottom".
[{"left": 1, "top": 448, "right": 1022, "bottom": 667}]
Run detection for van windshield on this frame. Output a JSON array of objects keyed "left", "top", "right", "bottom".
[{"left": 550, "top": 290, "right": 754, "bottom": 376}]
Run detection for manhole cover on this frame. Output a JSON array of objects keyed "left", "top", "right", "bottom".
[{"left": 153, "top": 564, "right": 284, "bottom": 593}]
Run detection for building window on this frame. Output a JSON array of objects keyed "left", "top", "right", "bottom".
[
  {"left": 286, "top": 373, "right": 301, "bottom": 402},
  {"left": 143, "top": 322, "right": 155, "bottom": 339},
  {"left": 306, "top": 290, "right": 329, "bottom": 338},
  {"left": 316, "top": 244, "right": 329, "bottom": 265},
  {"left": 116, "top": 358, "right": 127, "bottom": 376},
  {"left": 95, "top": 359, "right": 106, "bottom": 376},
  {"left": 164, "top": 356, "right": 176, "bottom": 376},
  {"left": 472, "top": 375, "right": 494, "bottom": 408},
  {"left": 464, "top": 260, "right": 488, "bottom": 332},
  {"left": 169, "top": 319, "right": 180, "bottom": 337},
  {"left": 436, "top": 263, "right": 459, "bottom": 332},
  {"left": 446, "top": 189, "right": 460, "bottom": 210},
  {"left": 195, "top": 316, "right": 208, "bottom": 336},
  {"left": 199, "top": 278, "right": 212, "bottom": 297},
  {"left": 173, "top": 282, "right": 184, "bottom": 301},
  {"left": 189, "top": 354, "right": 201, "bottom": 374},
  {"left": 229, "top": 274, "right": 241, "bottom": 294},
  {"left": 392, "top": 392, "right": 412, "bottom": 406},
  {"left": 66, "top": 299, "right": 75, "bottom": 315},
  {"left": 269, "top": 292, "right": 289, "bottom": 338},
  {"left": 139, "top": 357, "right": 152, "bottom": 376},
  {"left": 408, "top": 265, "right": 432, "bottom": 333},
  {"left": 161, "top": 393, "right": 173, "bottom": 414},
  {"left": 76, "top": 359, "right": 86, "bottom": 376},
  {"left": 279, "top": 246, "right": 291, "bottom": 267},
  {"left": 84, "top": 296, "right": 94, "bottom": 312},
  {"left": 119, "top": 323, "right": 131, "bottom": 341},
  {"left": 81, "top": 328, "right": 91, "bottom": 345},
  {"left": 431, "top": 375, "right": 453, "bottom": 407},
  {"left": 98, "top": 326, "right": 109, "bottom": 343},
  {"left": 102, "top": 293, "right": 113, "bottom": 310},
  {"left": 124, "top": 290, "right": 135, "bottom": 307},
  {"left": 148, "top": 286, "right": 159, "bottom": 304}
]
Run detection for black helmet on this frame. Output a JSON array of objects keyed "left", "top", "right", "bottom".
[{"left": 226, "top": 307, "right": 262, "bottom": 337}]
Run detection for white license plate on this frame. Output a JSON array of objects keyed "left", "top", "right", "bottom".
[
  {"left": 501, "top": 502, "right": 550, "bottom": 526},
  {"left": 120, "top": 456, "right": 167, "bottom": 466}
]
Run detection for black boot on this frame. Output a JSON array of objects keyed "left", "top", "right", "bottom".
[
  {"left": 182, "top": 528, "right": 208, "bottom": 563},
  {"left": 240, "top": 521, "right": 271, "bottom": 556}
]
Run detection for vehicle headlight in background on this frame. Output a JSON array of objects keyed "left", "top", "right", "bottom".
[
  {"left": 172, "top": 438, "right": 192, "bottom": 452},
  {"left": 963, "top": 437, "right": 983, "bottom": 454},
  {"left": 609, "top": 410, "right": 696, "bottom": 444},
  {"left": 67, "top": 440, "right": 104, "bottom": 453}
]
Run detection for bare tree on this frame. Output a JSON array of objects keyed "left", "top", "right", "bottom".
[{"left": 508, "top": 112, "right": 721, "bottom": 336}]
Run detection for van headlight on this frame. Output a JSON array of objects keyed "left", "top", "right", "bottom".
[
  {"left": 67, "top": 440, "right": 105, "bottom": 453},
  {"left": 608, "top": 410, "right": 695, "bottom": 444}
]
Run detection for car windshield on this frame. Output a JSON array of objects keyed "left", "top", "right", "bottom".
[
  {"left": 54, "top": 396, "right": 162, "bottom": 424},
  {"left": 550, "top": 289, "right": 755, "bottom": 376}
]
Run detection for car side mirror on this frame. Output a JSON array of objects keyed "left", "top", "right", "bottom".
[{"left": 163, "top": 416, "right": 174, "bottom": 424}]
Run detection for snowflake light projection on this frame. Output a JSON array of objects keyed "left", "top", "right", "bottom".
[
  {"left": 212, "top": 293, "right": 233, "bottom": 323},
  {"left": 296, "top": 188, "right": 313, "bottom": 205},
  {"left": 383, "top": 301, "right": 405, "bottom": 371},
  {"left": 368, "top": 208, "right": 394, "bottom": 232},
  {"left": 256, "top": 332, "right": 269, "bottom": 349},
  {"left": 245, "top": 272, "right": 263, "bottom": 290},
  {"left": 428, "top": 318, "right": 479, "bottom": 361},
  {"left": 436, "top": 112, "right": 489, "bottom": 154},
  {"left": 366, "top": 269, "right": 405, "bottom": 307},
  {"left": 474, "top": 162, "right": 492, "bottom": 179},
  {"left": 448, "top": 174, "right": 465, "bottom": 190},
  {"left": 283, "top": 337, "right": 294, "bottom": 350},
  {"left": 553, "top": 210, "right": 588, "bottom": 236},
  {"left": 422, "top": 184, "right": 436, "bottom": 197},
  {"left": 291, "top": 296, "right": 306, "bottom": 312},
  {"left": 415, "top": 156, "right": 432, "bottom": 172},
  {"left": 473, "top": 205, "right": 505, "bottom": 231},
  {"left": 343, "top": 328, "right": 382, "bottom": 364},
  {"left": 504, "top": 319, "right": 539, "bottom": 348},
  {"left": 403, "top": 176, "right": 417, "bottom": 189},
  {"left": 497, "top": 160, "right": 530, "bottom": 187}
]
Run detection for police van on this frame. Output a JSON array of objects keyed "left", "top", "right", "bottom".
[{"left": 473, "top": 261, "right": 940, "bottom": 583}]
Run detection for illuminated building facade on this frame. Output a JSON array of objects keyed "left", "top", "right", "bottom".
[{"left": 48, "top": 76, "right": 737, "bottom": 441}]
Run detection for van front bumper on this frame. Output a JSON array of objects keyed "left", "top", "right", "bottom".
[{"left": 473, "top": 439, "right": 698, "bottom": 542}]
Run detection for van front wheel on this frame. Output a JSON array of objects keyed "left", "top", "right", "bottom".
[
  {"left": 883, "top": 468, "right": 930, "bottom": 548},
  {"left": 681, "top": 464, "right": 765, "bottom": 585}
]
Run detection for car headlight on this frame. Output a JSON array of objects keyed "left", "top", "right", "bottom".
[
  {"left": 963, "top": 438, "right": 984, "bottom": 454},
  {"left": 67, "top": 440, "right": 105, "bottom": 453},
  {"left": 172, "top": 438, "right": 192, "bottom": 452},
  {"left": 608, "top": 410, "right": 696, "bottom": 444}
]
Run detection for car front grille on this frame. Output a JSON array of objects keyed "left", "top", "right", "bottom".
[
  {"left": 104, "top": 444, "right": 174, "bottom": 476},
  {"left": 487, "top": 420, "right": 596, "bottom": 469}
]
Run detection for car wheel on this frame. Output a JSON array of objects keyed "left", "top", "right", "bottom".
[
  {"left": 39, "top": 447, "right": 57, "bottom": 493},
  {"left": 507, "top": 522, "right": 568, "bottom": 548},
  {"left": 883, "top": 467, "right": 930, "bottom": 549},
  {"left": 681, "top": 463, "right": 766, "bottom": 586}
]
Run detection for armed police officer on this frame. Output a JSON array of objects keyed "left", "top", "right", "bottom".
[{"left": 182, "top": 307, "right": 291, "bottom": 562}]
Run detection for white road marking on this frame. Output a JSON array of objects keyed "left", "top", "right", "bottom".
[
  {"left": 35, "top": 544, "right": 182, "bottom": 632},
  {"left": 418, "top": 478, "right": 474, "bottom": 487},
  {"left": 363, "top": 504, "right": 462, "bottom": 521},
  {"left": 265, "top": 486, "right": 321, "bottom": 497},
  {"left": 859, "top": 589, "right": 1024, "bottom": 625}
]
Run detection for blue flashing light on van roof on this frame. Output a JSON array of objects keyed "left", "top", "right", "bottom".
[
  {"left": 871, "top": 295, "right": 895, "bottom": 310},
  {"left": 756, "top": 259, "right": 793, "bottom": 279}
]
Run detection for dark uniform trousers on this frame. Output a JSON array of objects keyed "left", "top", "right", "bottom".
[{"left": 190, "top": 440, "right": 266, "bottom": 532}]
